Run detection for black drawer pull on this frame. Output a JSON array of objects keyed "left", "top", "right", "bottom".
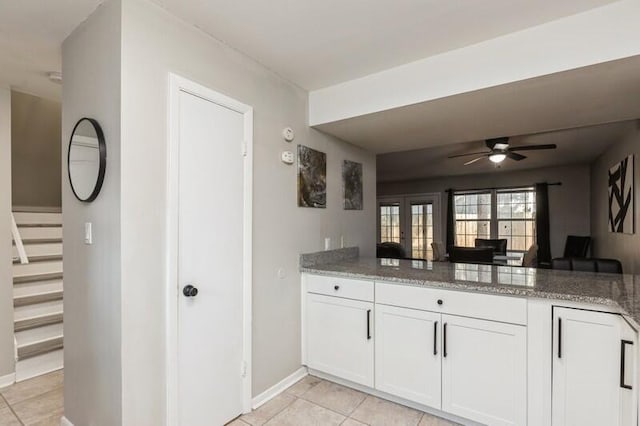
[
  {"left": 366, "top": 309, "right": 372, "bottom": 340},
  {"left": 433, "top": 321, "right": 438, "bottom": 355},
  {"left": 443, "top": 322, "right": 448, "bottom": 358},
  {"left": 334, "top": 285, "right": 340, "bottom": 291},
  {"left": 621, "top": 339, "right": 634, "bottom": 390},
  {"left": 558, "top": 317, "right": 562, "bottom": 359}
]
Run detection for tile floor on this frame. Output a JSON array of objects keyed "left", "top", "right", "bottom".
[
  {"left": 232, "top": 375, "right": 460, "bottom": 426},
  {"left": 0, "top": 370, "right": 458, "bottom": 426},
  {"left": 0, "top": 370, "right": 64, "bottom": 426}
]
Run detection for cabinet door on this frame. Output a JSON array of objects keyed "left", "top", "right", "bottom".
[
  {"left": 375, "top": 304, "right": 441, "bottom": 408},
  {"left": 305, "top": 293, "right": 374, "bottom": 386},
  {"left": 441, "top": 314, "right": 526, "bottom": 426},
  {"left": 552, "top": 307, "right": 637, "bottom": 426}
]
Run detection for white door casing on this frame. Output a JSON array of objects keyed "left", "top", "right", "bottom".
[{"left": 167, "top": 74, "right": 253, "bottom": 425}]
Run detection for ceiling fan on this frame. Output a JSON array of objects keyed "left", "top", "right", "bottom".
[{"left": 448, "top": 137, "right": 557, "bottom": 165}]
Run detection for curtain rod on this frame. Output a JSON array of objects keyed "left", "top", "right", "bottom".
[{"left": 445, "top": 182, "right": 562, "bottom": 193}]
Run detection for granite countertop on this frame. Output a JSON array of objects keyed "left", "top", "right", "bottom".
[{"left": 300, "top": 255, "right": 640, "bottom": 325}]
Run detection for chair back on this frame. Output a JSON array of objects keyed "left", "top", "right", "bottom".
[
  {"left": 449, "top": 246, "right": 494, "bottom": 264},
  {"left": 475, "top": 238, "right": 508, "bottom": 255},
  {"left": 522, "top": 244, "right": 538, "bottom": 267},
  {"left": 376, "top": 242, "right": 407, "bottom": 259},
  {"left": 563, "top": 235, "right": 591, "bottom": 258},
  {"left": 431, "top": 242, "right": 446, "bottom": 261}
]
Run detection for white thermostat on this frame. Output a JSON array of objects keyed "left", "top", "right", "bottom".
[
  {"left": 281, "top": 151, "right": 294, "bottom": 165},
  {"left": 282, "top": 127, "right": 295, "bottom": 142}
]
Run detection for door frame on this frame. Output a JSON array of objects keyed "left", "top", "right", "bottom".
[{"left": 166, "top": 73, "right": 254, "bottom": 424}]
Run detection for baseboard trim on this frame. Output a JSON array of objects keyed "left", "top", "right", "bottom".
[
  {"left": 251, "top": 367, "right": 307, "bottom": 409},
  {"left": 60, "top": 416, "right": 73, "bottom": 426},
  {"left": 0, "top": 372, "right": 15, "bottom": 388}
]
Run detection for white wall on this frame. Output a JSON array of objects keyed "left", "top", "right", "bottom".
[
  {"left": 63, "top": 0, "right": 375, "bottom": 423},
  {"left": 119, "top": 2, "right": 375, "bottom": 422},
  {"left": 378, "top": 164, "right": 591, "bottom": 259},
  {"left": 61, "top": 0, "right": 123, "bottom": 424},
  {"left": 0, "top": 88, "right": 14, "bottom": 379},
  {"left": 591, "top": 120, "right": 640, "bottom": 273},
  {"left": 309, "top": 0, "right": 640, "bottom": 125}
]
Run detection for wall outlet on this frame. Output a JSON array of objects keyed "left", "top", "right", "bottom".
[{"left": 281, "top": 151, "right": 294, "bottom": 164}]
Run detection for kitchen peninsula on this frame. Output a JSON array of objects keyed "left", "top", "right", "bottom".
[{"left": 300, "top": 248, "right": 639, "bottom": 426}]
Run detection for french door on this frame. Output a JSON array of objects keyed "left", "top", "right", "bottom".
[{"left": 377, "top": 194, "right": 441, "bottom": 260}]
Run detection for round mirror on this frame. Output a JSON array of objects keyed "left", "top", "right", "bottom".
[{"left": 68, "top": 118, "right": 106, "bottom": 202}]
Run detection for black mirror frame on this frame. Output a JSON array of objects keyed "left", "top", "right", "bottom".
[{"left": 68, "top": 117, "right": 107, "bottom": 203}]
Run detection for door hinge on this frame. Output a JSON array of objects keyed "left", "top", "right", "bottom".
[
  {"left": 241, "top": 361, "right": 248, "bottom": 378},
  {"left": 242, "top": 141, "right": 248, "bottom": 157}
]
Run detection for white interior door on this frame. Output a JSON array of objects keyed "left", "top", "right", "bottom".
[{"left": 177, "top": 89, "right": 246, "bottom": 425}]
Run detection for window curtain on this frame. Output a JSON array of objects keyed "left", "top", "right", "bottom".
[
  {"left": 446, "top": 189, "right": 455, "bottom": 251},
  {"left": 535, "top": 183, "right": 552, "bottom": 266}
]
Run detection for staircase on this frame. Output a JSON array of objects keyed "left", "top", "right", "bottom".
[{"left": 11, "top": 210, "right": 63, "bottom": 381}]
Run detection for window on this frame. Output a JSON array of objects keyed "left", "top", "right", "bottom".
[
  {"left": 454, "top": 192, "right": 491, "bottom": 246},
  {"left": 454, "top": 187, "right": 536, "bottom": 252},
  {"left": 497, "top": 189, "right": 536, "bottom": 252},
  {"left": 379, "top": 203, "right": 401, "bottom": 243}
]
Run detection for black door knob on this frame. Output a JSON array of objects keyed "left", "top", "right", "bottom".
[{"left": 183, "top": 285, "right": 199, "bottom": 297}]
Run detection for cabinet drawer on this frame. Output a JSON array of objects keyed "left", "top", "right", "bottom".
[
  {"left": 376, "top": 281, "right": 526, "bottom": 325},
  {"left": 305, "top": 274, "right": 374, "bottom": 302}
]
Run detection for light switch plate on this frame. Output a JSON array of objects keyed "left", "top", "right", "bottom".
[{"left": 84, "top": 222, "right": 93, "bottom": 245}]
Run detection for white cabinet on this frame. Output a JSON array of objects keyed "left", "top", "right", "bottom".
[
  {"left": 552, "top": 307, "right": 637, "bottom": 426},
  {"left": 305, "top": 292, "right": 374, "bottom": 387},
  {"left": 440, "top": 314, "right": 527, "bottom": 426},
  {"left": 375, "top": 304, "right": 442, "bottom": 408}
]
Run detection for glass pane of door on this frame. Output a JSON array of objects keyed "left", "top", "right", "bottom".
[
  {"left": 410, "top": 202, "right": 433, "bottom": 260},
  {"left": 379, "top": 203, "right": 401, "bottom": 243}
]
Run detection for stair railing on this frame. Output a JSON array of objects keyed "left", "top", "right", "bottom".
[{"left": 11, "top": 213, "right": 29, "bottom": 264}]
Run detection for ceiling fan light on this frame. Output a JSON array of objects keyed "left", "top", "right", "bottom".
[{"left": 489, "top": 153, "right": 506, "bottom": 163}]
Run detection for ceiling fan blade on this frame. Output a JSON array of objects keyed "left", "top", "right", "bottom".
[
  {"left": 509, "top": 144, "right": 557, "bottom": 151},
  {"left": 448, "top": 151, "right": 490, "bottom": 159},
  {"left": 506, "top": 151, "right": 526, "bottom": 161},
  {"left": 486, "top": 137, "right": 509, "bottom": 149},
  {"left": 464, "top": 156, "right": 486, "bottom": 165}
]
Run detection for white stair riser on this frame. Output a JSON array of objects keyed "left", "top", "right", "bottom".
[
  {"left": 15, "top": 349, "right": 63, "bottom": 382},
  {"left": 14, "top": 280, "right": 64, "bottom": 299},
  {"left": 13, "top": 243, "right": 63, "bottom": 259},
  {"left": 13, "top": 261, "right": 63, "bottom": 278},
  {"left": 14, "top": 300, "right": 64, "bottom": 322},
  {"left": 15, "top": 323, "right": 64, "bottom": 347},
  {"left": 13, "top": 212, "right": 62, "bottom": 226},
  {"left": 17, "top": 227, "right": 62, "bottom": 241}
]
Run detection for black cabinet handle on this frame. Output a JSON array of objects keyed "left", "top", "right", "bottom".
[
  {"left": 183, "top": 285, "right": 198, "bottom": 297},
  {"left": 366, "top": 309, "right": 372, "bottom": 340},
  {"left": 433, "top": 321, "right": 438, "bottom": 355},
  {"left": 557, "top": 317, "right": 562, "bottom": 358},
  {"left": 437, "top": 299, "right": 443, "bottom": 306},
  {"left": 443, "top": 322, "right": 448, "bottom": 358},
  {"left": 334, "top": 285, "right": 340, "bottom": 291},
  {"left": 621, "top": 339, "right": 634, "bottom": 390}
]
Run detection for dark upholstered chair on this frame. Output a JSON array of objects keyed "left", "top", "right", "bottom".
[
  {"left": 563, "top": 235, "right": 591, "bottom": 258},
  {"left": 449, "top": 246, "right": 494, "bottom": 264},
  {"left": 551, "top": 258, "right": 572, "bottom": 271},
  {"left": 551, "top": 257, "right": 623, "bottom": 274},
  {"left": 571, "top": 258, "right": 597, "bottom": 273},
  {"left": 475, "top": 238, "right": 508, "bottom": 255},
  {"left": 595, "top": 259, "right": 623, "bottom": 274},
  {"left": 376, "top": 242, "right": 407, "bottom": 259}
]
